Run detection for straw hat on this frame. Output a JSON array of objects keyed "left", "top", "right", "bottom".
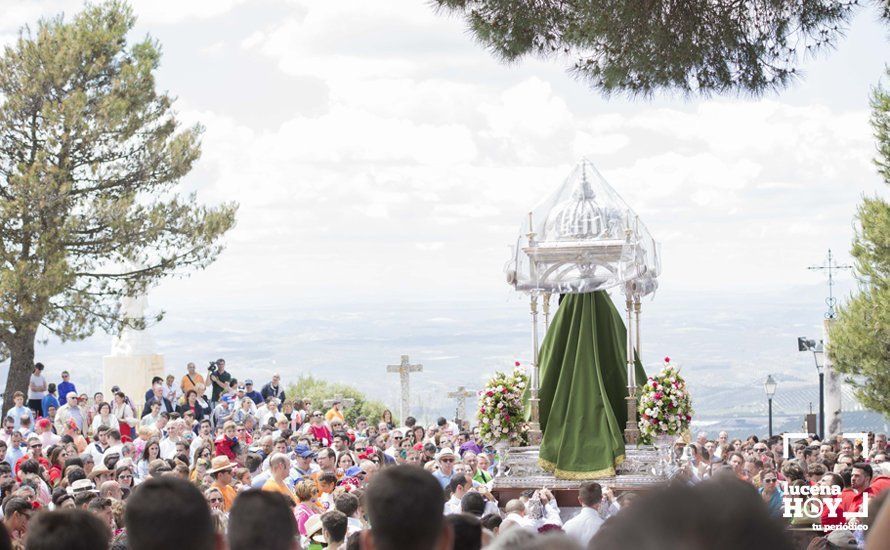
[
  {"left": 303, "top": 514, "right": 326, "bottom": 543},
  {"left": 67, "top": 479, "right": 99, "bottom": 496},
  {"left": 207, "top": 455, "right": 236, "bottom": 474}
]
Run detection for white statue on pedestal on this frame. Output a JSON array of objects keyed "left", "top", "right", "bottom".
[
  {"left": 103, "top": 280, "right": 165, "bottom": 411},
  {"left": 110, "top": 293, "right": 156, "bottom": 357}
]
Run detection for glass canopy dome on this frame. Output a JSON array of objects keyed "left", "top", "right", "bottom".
[{"left": 506, "top": 159, "right": 661, "bottom": 295}]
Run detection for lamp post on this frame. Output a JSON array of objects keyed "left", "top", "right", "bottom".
[
  {"left": 813, "top": 345, "right": 825, "bottom": 440},
  {"left": 764, "top": 375, "right": 777, "bottom": 438},
  {"left": 798, "top": 337, "right": 825, "bottom": 439}
]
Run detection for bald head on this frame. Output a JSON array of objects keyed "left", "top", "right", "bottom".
[
  {"left": 99, "top": 480, "right": 122, "bottom": 500},
  {"left": 505, "top": 499, "right": 525, "bottom": 515}
]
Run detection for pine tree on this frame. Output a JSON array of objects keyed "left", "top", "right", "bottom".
[
  {"left": 830, "top": 68, "right": 890, "bottom": 417},
  {"left": 0, "top": 1, "right": 237, "bottom": 411},
  {"left": 434, "top": 1, "right": 887, "bottom": 96}
]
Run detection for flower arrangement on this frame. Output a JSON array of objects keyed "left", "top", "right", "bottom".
[
  {"left": 638, "top": 357, "right": 693, "bottom": 442},
  {"left": 477, "top": 363, "right": 530, "bottom": 444}
]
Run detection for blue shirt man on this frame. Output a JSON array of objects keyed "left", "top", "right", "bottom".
[
  {"left": 57, "top": 371, "right": 76, "bottom": 406},
  {"left": 41, "top": 385, "right": 59, "bottom": 417},
  {"left": 243, "top": 380, "right": 263, "bottom": 406}
]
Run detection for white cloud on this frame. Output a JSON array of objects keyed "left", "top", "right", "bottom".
[
  {"left": 0, "top": 0, "right": 884, "bottom": 311},
  {"left": 129, "top": 0, "right": 250, "bottom": 24}
]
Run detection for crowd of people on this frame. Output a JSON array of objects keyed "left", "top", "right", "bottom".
[{"left": 0, "top": 360, "right": 887, "bottom": 549}]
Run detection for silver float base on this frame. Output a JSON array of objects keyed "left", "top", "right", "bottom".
[{"left": 492, "top": 445, "right": 666, "bottom": 492}]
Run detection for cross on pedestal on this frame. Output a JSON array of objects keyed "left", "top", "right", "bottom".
[
  {"left": 323, "top": 396, "right": 355, "bottom": 410},
  {"left": 386, "top": 354, "right": 422, "bottom": 422},
  {"left": 447, "top": 386, "right": 475, "bottom": 422}
]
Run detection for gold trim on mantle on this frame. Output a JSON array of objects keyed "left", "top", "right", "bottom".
[{"left": 538, "top": 454, "right": 625, "bottom": 480}]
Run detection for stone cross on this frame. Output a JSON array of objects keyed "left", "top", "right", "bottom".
[
  {"left": 386, "top": 354, "right": 422, "bottom": 422},
  {"left": 323, "top": 396, "right": 356, "bottom": 410},
  {"left": 447, "top": 386, "right": 475, "bottom": 422}
]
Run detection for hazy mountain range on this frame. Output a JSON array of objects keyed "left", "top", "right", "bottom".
[{"left": 5, "top": 281, "right": 886, "bottom": 439}]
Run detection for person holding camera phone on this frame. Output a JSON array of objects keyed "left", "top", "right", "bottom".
[{"left": 208, "top": 358, "right": 231, "bottom": 408}]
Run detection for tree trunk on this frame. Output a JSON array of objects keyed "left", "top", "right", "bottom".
[{"left": 3, "top": 331, "right": 35, "bottom": 416}]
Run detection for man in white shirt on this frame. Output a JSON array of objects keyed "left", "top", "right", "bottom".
[
  {"left": 333, "top": 492, "right": 364, "bottom": 537},
  {"left": 27, "top": 363, "right": 48, "bottom": 417},
  {"left": 503, "top": 499, "right": 538, "bottom": 531},
  {"left": 86, "top": 426, "right": 110, "bottom": 465},
  {"left": 563, "top": 482, "right": 619, "bottom": 547},
  {"left": 159, "top": 419, "right": 184, "bottom": 460},
  {"left": 190, "top": 419, "right": 213, "bottom": 460},
  {"left": 383, "top": 430, "right": 403, "bottom": 458},
  {"left": 162, "top": 374, "right": 180, "bottom": 405},
  {"left": 101, "top": 430, "right": 123, "bottom": 463},
  {"left": 443, "top": 475, "right": 499, "bottom": 516}
]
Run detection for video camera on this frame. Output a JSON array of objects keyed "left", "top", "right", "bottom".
[{"left": 208, "top": 360, "right": 218, "bottom": 374}]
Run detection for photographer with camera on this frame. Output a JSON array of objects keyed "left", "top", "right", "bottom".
[{"left": 208, "top": 358, "right": 232, "bottom": 409}]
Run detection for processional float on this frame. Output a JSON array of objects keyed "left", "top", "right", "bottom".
[{"left": 495, "top": 159, "right": 666, "bottom": 496}]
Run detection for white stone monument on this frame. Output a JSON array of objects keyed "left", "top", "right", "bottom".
[
  {"left": 387, "top": 355, "right": 422, "bottom": 423},
  {"left": 824, "top": 318, "right": 842, "bottom": 437},
  {"left": 102, "top": 291, "right": 164, "bottom": 411},
  {"left": 447, "top": 386, "right": 474, "bottom": 422}
]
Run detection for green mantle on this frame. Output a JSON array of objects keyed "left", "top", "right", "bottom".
[{"left": 537, "top": 291, "right": 646, "bottom": 479}]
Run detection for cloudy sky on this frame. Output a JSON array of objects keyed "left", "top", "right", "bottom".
[{"left": 1, "top": 1, "right": 888, "bottom": 420}]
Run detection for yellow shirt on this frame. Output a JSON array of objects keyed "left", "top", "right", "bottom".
[
  {"left": 262, "top": 478, "right": 296, "bottom": 504},
  {"left": 325, "top": 408, "right": 345, "bottom": 424}
]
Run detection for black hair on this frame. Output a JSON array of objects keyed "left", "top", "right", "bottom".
[
  {"left": 65, "top": 456, "right": 83, "bottom": 469},
  {"left": 334, "top": 492, "right": 359, "bottom": 517},
  {"left": 125, "top": 477, "right": 215, "bottom": 550},
  {"left": 228, "top": 490, "right": 297, "bottom": 550},
  {"left": 852, "top": 463, "right": 873, "bottom": 479},
  {"left": 365, "top": 465, "right": 447, "bottom": 550},
  {"left": 321, "top": 510, "right": 348, "bottom": 544},
  {"left": 2, "top": 496, "right": 30, "bottom": 519},
  {"left": 88, "top": 496, "right": 112, "bottom": 511},
  {"left": 480, "top": 513, "right": 502, "bottom": 532},
  {"left": 244, "top": 453, "right": 263, "bottom": 473},
  {"left": 446, "top": 513, "right": 481, "bottom": 550},
  {"left": 579, "top": 481, "right": 603, "bottom": 507},
  {"left": 66, "top": 466, "right": 86, "bottom": 485},
  {"left": 460, "top": 491, "right": 486, "bottom": 517},
  {"left": 446, "top": 474, "right": 469, "bottom": 496},
  {"left": 74, "top": 491, "right": 97, "bottom": 508},
  {"left": 591, "top": 478, "right": 793, "bottom": 550}
]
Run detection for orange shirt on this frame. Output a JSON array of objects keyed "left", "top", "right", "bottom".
[
  {"left": 181, "top": 373, "right": 206, "bottom": 395},
  {"left": 262, "top": 478, "right": 296, "bottom": 504},
  {"left": 213, "top": 481, "right": 237, "bottom": 511},
  {"left": 325, "top": 408, "right": 345, "bottom": 424}
]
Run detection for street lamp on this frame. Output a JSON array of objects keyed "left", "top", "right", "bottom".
[
  {"left": 798, "top": 336, "right": 825, "bottom": 439},
  {"left": 764, "top": 375, "right": 777, "bottom": 438}
]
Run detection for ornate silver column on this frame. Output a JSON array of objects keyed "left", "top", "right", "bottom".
[
  {"left": 542, "top": 292, "right": 552, "bottom": 332},
  {"left": 528, "top": 292, "right": 542, "bottom": 445},
  {"left": 624, "top": 286, "right": 640, "bottom": 445}
]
